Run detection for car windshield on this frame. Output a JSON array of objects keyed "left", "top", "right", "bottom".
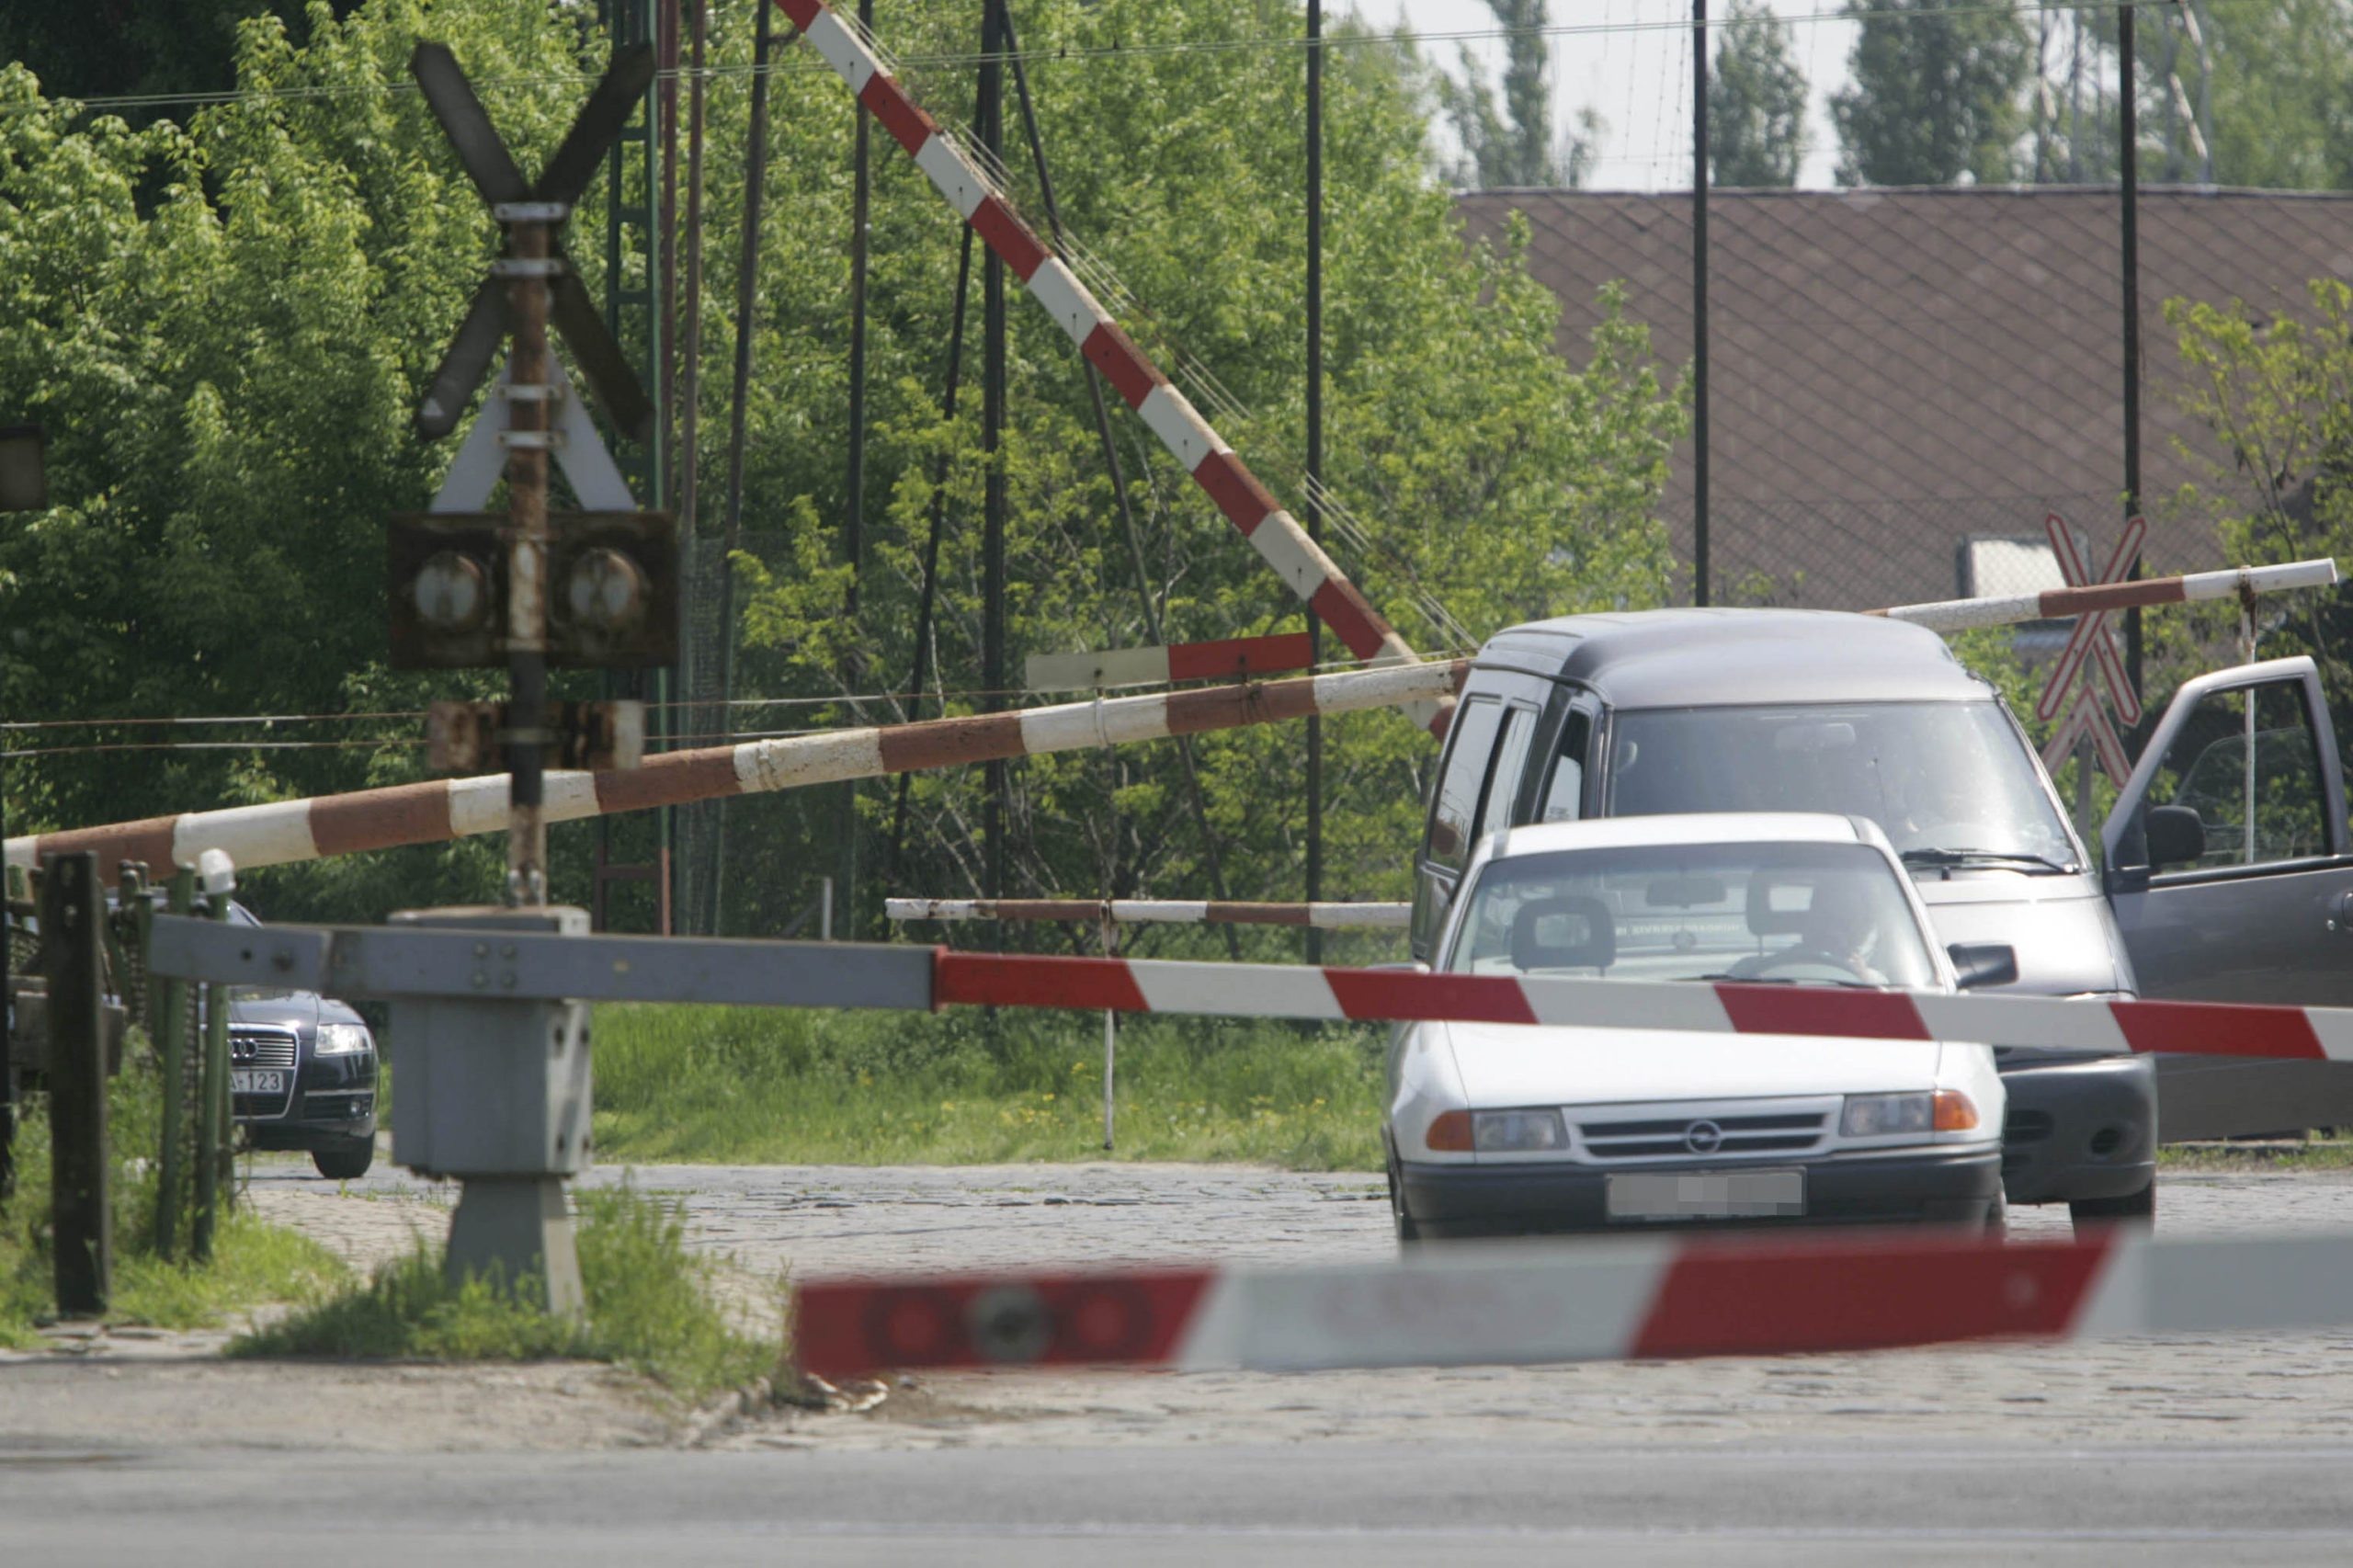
[
  {"left": 1605, "top": 701, "right": 2077, "bottom": 870},
  {"left": 1446, "top": 841, "right": 1940, "bottom": 990}
]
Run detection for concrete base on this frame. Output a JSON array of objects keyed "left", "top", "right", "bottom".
[{"left": 446, "top": 1176, "right": 583, "bottom": 1318}]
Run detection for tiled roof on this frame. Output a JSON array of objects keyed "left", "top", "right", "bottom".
[{"left": 1459, "top": 187, "right": 2353, "bottom": 608}]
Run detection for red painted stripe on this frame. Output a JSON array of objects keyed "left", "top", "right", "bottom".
[
  {"left": 969, "top": 196, "right": 1048, "bottom": 282},
  {"left": 2037, "top": 578, "right": 2190, "bottom": 618},
  {"left": 796, "top": 1267, "right": 1215, "bottom": 1380},
  {"left": 1631, "top": 1233, "right": 2115, "bottom": 1358},
  {"left": 1323, "top": 969, "right": 1540, "bottom": 1025},
  {"left": 1190, "top": 449, "right": 1278, "bottom": 537},
  {"left": 1080, "top": 321, "right": 1162, "bottom": 409},
  {"left": 774, "top": 0, "right": 824, "bottom": 32},
  {"left": 1307, "top": 577, "right": 1393, "bottom": 663},
  {"left": 1165, "top": 632, "right": 1314, "bottom": 683},
  {"left": 1714, "top": 983, "right": 1931, "bottom": 1040},
  {"left": 935, "top": 951, "right": 1152, "bottom": 1012},
  {"left": 2109, "top": 998, "right": 2328, "bottom": 1060},
  {"left": 858, "top": 74, "right": 937, "bottom": 157}
]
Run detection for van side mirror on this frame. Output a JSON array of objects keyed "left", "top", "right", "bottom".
[
  {"left": 1947, "top": 942, "right": 2018, "bottom": 990},
  {"left": 2145, "top": 804, "right": 2206, "bottom": 869}
]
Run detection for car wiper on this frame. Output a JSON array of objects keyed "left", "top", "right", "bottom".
[
  {"left": 1901, "top": 847, "right": 2075, "bottom": 874},
  {"left": 1695, "top": 973, "right": 1886, "bottom": 990}
]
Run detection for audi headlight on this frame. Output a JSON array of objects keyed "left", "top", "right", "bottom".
[
  {"left": 314, "top": 1023, "right": 372, "bottom": 1057},
  {"left": 1472, "top": 1108, "right": 1567, "bottom": 1152}
]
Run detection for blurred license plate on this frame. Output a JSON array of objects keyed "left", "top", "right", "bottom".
[
  {"left": 232, "top": 1070, "right": 285, "bottom": 1096},
  {"left": 1607, "top": 1169, "right": 1803, "bottom": 1221}
]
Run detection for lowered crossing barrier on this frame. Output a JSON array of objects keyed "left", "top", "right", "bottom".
[
  {"left": 790, "top": 1225, "right": 2353, "bottom": 1378},
  {"left": 1870, "top": 557, "right": 2339, "bottom": 633}
]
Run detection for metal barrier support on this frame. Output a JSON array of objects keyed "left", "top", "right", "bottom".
[{"left": 40, "top": 851, "right": 109, "bottom": 1315}]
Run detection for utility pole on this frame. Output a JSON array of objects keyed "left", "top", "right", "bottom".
[
  {"left": 42, "top": 851, "right": 108, "bottom": 1317},
  {"left": 980, "top": 0, "right": 1008, "bottom": 906},
  {"left": 1305, "top": 0, "right": 1325, "bottom": 964},
  {"left": 2120, "top": 1, "right": 2143, "bottom": 705},
  {"left": 506, "top": 195, "right": 555, "bottom": 904},
  {"left": 842, "top": 0, "right": 876, "bottom": 935},
  {"left": 1691, "top": 0, "right": 1711, "bottom": 608}
]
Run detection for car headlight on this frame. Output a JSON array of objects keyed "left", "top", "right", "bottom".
[
  {"left": 1472, "top": 1108, "right": 1567, "bottom": 1152},
  {"left": 314, "top": 1023, "right": 372, "bottom": 1057},
  {"left": 1841, "top": 1089, "right": 1978, "bottom": 1136}
]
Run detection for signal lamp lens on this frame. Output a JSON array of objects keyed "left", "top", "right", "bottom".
[
  {"left": 414, "top": 550, "right": 489, "bottom": 633},
  {"left": 1933, "top": 1089, "right": 1981, "bottom": 1131},
  {"left": 1424, "top": 1109, "right": 1474, "bottom": 1152}
]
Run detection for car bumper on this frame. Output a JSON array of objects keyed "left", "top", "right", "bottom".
[
  {"left": 1996, "top": 1051, "right": 2156, "bottom": 1206},
  {"left": 1397, "top": 1149, "right": 2002, "bottom": 1239}
]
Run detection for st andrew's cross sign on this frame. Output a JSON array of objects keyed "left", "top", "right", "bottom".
[{"left": 2037, "top": 513, "right": 2145, "bottom": 787}]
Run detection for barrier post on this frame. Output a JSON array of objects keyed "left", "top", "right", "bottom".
[
  {"left": 41, "top": 850, "right": 108, "bottom": 1315},
  {"left": 1100, "top": 912, "right": 1118, "bottom": 1152},
  {"left": 153, "top": 866, "right": 195, "bottom": 1261},
  {"left": 191, "top": 858, "right": 235, "bottom": 1261}
]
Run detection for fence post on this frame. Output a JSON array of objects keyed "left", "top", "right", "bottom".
[
  {"left": 192, "top": 854, "right": 234, "bottom": 1262},
  {"left": 1100, "top": 912, "right": 1117, "bottom": 1152},
  {"left": 42, "top": 850, "right": 109, "bottom": 1316},
  {"left": 154, "top": 866, "right": 196, "bottom": 1261}
]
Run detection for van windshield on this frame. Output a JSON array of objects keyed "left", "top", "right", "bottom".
[
  {"left": 1605, "top": 702, "right": 2078, "bottom": 872},
  {"left": 1446, "top": 841, "right": 1939, "bottom": 989}
]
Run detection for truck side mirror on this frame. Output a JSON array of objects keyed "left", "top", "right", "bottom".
[
  {"left": 1947, "top": 942, "right": 2018, "bottom": 990},
  {"left": 2145, "top": 804, "right": 2206, "bottom": 869}
]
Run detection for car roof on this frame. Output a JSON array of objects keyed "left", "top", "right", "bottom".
[
  {"left": 1472, "top": 608, "right": 1987, "bottom": 708},
  {"left": 1484, "top": 811, "right": 1878, "bottom": 861}
]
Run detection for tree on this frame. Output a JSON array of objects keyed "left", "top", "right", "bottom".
[
  {"left": 0, "top": 1, "right": 359, "bottom": 120},
  {"left": 1434, "top": 0, "right": 1600, "bottom": 187},
  {"left": 0, "top": 0, "right": 1689, "bottom": 944},
  {"left": 1708, "top": 0, "right": 1810, "bottom": 187},
  {"left": 1831, "top": 0, "right": 2033, "bottom": 187}
]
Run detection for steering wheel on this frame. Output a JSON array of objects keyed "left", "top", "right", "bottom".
[{"left": 1724, "top": 945, "right": 1866, "bottom": 983}]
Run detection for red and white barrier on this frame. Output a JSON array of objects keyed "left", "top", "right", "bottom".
[
  {"left": 928, "top": 951, "right": 2353, "bottom": 1062},
  {"left": 888, "top": 898, "right": 1410, "bottom": 930},
  {"left": 1870, "top": 557, "right": 2339, "bottom": 633},
  {"left": 6, "top": 660, "right": 1464, "bottom": 882},
  {"left": 793, "top": 1226, "right": 2353, "bottom": 1378},
  {"left": 1025, "top": 632, "right": 1316, "bottom": 692},
  {"left": 768, "top": 0, "right": 1439, "bottom": 732}
]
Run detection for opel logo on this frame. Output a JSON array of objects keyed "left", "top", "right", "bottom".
[{"left": 1684, "top": 1119, "right": 1724, "bottom": 1154}]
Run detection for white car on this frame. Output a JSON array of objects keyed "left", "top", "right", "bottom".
[{"left": 1384, "top": 812, "right": 2009, "bottom": 1240}]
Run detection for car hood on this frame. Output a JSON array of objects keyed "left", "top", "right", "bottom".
[
  {"left": 1437, "top": 1020, "right": 1944, "bottom": 1107},
  {"left": 229, "top": 993, "right": 323, "bottom": 1031},
  {"left": 1915, "top": 880, "right": 2133, "bottom": 995}
]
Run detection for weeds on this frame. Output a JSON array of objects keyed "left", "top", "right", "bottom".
[
  {"left": 233, "top": 1181, "right": 777, "bottom": 1400},
  {"left": 590, "top": 1005, "right": 1387, "bottom": 1169}
]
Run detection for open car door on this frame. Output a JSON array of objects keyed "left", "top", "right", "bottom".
[{"left": 2102, "top": 655, "right": 2353, "bottom": 1139}]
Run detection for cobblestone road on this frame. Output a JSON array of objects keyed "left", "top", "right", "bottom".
[{"left": 244, "top": 1158, "right": 2353, "bottom": 1451}]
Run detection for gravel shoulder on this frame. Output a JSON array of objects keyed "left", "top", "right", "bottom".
[{"left": 7, "top": 1158, "right": 2353, "bottom": 1456}]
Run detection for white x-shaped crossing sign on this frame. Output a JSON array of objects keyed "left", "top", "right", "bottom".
[{"left": 2036, "top": 512, "right": 2145, "bottom": 784}]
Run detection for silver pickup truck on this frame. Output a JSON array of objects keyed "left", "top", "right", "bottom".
[{"left": 1408, "top": 608, "right": 2353, "bottom": 1229}]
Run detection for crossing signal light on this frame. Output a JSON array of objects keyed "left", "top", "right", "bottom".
[{"left": 388, "top": 510, "right": 677, "bottom": 669}]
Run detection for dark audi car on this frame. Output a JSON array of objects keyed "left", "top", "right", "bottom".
[{"left": 228, "top": 904, "right": 377, "bottom": 1178}]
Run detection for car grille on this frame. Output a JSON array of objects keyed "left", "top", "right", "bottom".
[
  {"left": 230, "top": 1026, "right": 299, "bottom": 1120},
  {"left": 1574, "top": 1097, "right": 1837, "bottom": 1162}
]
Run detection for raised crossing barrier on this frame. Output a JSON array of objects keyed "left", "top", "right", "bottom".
[
  {"left": 790, "top": 1226, "right": 2353, "bottom": 1377},
  {"left": 1870, "top": 557, "right": 2339, "bottom": 633},
  {"left": 767, "top": 0, "right": 1444, "bottom": 733},
  {"left": 6, "top": 659, "right": 1463, "bottom": 881},
  {"left": 887, "top": 898, "right": 1411, "bottom": 930}
]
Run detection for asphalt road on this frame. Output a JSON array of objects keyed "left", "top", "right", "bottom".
[{"left": 9, "top": 1160, "right": 2353, "bottom": 1565}]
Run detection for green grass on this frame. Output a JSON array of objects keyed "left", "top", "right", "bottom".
[
  {"left": 2158, "top": 1138, "right": 2353, "bottom": 1173},
  {"left": 0, "top": 1053, "right": 349, "bottom": 1347},
  {"left": 233, "top": 1181, "right": 777, "bottom": 1400},
  {"left": 590, "top": 1005, "right": 1388, "bottom": 1169}
]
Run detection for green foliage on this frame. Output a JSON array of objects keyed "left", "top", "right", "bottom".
[
  {"left": 1833, "top": 0, "right": 2032, "bottom": 187},
  {"left": 1432, "top": 0, "right": 1598, "bottom": 188},
  {"left": 2186, "top": 0, "right": 2353, "bottom": 190},
  {"left": 1, "top": 0, "right": 1686, "bottom": 937},
  {"left": 0, "top": 0, "right": 357, "bottom": 118},
  {"left": 232, "top": 1179, "right": 777, "bottom": 1398},
  {"left": 591, "top": 1002, "right": 1388, "bottom": 1169},
  {"left": 0, "top": 1042, "right": 347, "bottom": 1346},
  {"left": 1709, "top": 1, "right": 1810, "bottom": 188}
]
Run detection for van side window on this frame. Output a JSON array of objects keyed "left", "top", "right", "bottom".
[
  {"left": 1538, "top": 710, "right": 1591, "bottom": 822},
  {"left": 1475, "top": 708, "right": 1538, "bottom": 844},
  {"left": 1427, "top": 698, "right": 1505, "bottom": 870}
]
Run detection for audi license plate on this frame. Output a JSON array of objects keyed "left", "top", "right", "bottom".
[
  {"left": 232, "top": 1070, "right": 286, "bottom": 1096},
  {"left": 1607, "top": 1169, "right": 1804, "bottom": 1221}
]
